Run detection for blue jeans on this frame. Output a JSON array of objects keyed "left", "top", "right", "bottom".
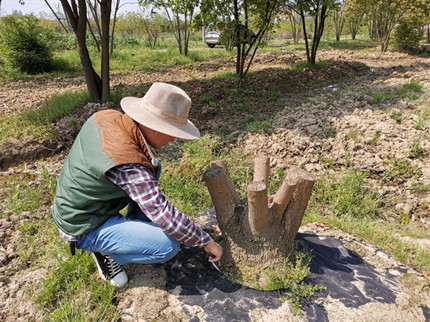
[{"left": 76, "top": 202, "right": 180, "bottom": 265}]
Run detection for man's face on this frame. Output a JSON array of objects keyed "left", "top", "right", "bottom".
[{"left": 138, "top": 124, "right": 175, "bottom": 149}]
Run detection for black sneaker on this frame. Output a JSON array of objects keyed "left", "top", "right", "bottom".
[{"left": 91, "top": 252, "right": 128, "bottom": 287}]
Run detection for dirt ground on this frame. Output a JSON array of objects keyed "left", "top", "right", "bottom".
[{"left": 1, "top": 49, "right": 430, "bottom": 321}]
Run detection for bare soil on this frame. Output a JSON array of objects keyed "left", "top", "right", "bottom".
[{"left": 1, "top": 49, "right": 429, "bottom": 321}]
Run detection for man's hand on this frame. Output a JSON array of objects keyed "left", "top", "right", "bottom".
[{"left": 204, "top": 239, "right": 223, "bottom": 262}]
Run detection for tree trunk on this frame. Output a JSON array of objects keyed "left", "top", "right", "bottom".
[
  {"left": 110, "top": 0, "right": 120, "bottom": 54},
  {"left": 203, "top": 157, "right": 315, "bottom": 273},
  {"left": 100, "top": 0, "right": 111, "bottom": 102},
  {"left": 76, "top": 34, "right": 102, "bottom": 102},
  {"left": 60, "top": 0, "right": 102, "bottom": 102}
]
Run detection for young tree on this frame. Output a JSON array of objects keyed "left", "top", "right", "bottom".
[
  {"left": 142, "top": 11, "right": 162, "bottom": 48},
  {"left": 140, "top": 0, "right": 198, "bottom": 55},
  {"left": 279, "top": 5, "right": 302, "bottom": 44},
  {"left": 200, "top": 0, "right": 282, "bottom": 78},
  {"left": 363, "top": 0, "right": 411, "bottom": 52},
  {"left": 60, "top": 0, "right": 113, "bottom": 102},
  {"left": 290, "top": 0, "right": 338, "bottom": 64},
  {"left": 333, "top": 0, "right": 346, "bottom": 41},
  {"left": 344, "top": 0, "right": 365, "bottom": 39}
]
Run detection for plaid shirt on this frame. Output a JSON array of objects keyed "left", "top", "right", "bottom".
[{"left": 105, "top": 163, "right": 211, "bottom": 248}]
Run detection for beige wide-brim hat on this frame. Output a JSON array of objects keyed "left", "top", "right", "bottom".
[{"left": 121, "top": 82, "right": 200, "bottom": 140}]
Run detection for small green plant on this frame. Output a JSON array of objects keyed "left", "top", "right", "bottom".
[
  {"left": 345, "top": 131, "right": 358, "bottom": 141},
  {"left": 67, "top": 119, "right": 78, "bottom": 131},
  {"left": 399, "top": 212, "right": 410, "bottom": 225},
  {"left": 235, "top": 103, "right": 245, "bottom": 111},
  {"left": 203, "top": 94, "right": 216, "bottom": 104},
  {"left": 332, "top": 89, "right": 342, "bottom": 98},
  {"left": 413, "top": 118, "right": 427, "bottom": 130},
  {"left": 411, "top": 182, "right": 430, "bottom": 193},
  {"left": 409, "top": 140, "right": 425, "bottom": 159},
  {"left": 367, "top": 131, "right": 381, "bottom": 145},
  {"left": 41, "top": 166, "right": 57, "bottom": 199},
  {"left": 382, "top": 158, "right": 421, "bottom": 182},
  {"left": 317, "top": 126, "right": 336, "bottom": 139},
  {"left": 391, "top": 112, "right": 402, "bottom": 123},
  {"left": 245, "top": 115, "right": 255, "bottom": 123}
]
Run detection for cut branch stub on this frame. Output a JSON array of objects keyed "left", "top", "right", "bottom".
[
  {"left": 247, "top": 180, "right": 271, "bottom": 237},
  {"left": 203, "top": 163, "right": 240, "bottom": 231},
  {"left": 279, "top": 167, "right": 315, "bottom": 243},
  {"left": 253, "top": 156, "right": 269, "bottom": 187}
]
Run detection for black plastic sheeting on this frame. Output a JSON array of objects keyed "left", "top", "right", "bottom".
[{"left": 164, "top": 230, "right": 429, "bottom": 321}]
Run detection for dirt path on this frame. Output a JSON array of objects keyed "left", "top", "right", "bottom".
[{"left": 1, "top": 49, "right": 430, "bottom": 320}]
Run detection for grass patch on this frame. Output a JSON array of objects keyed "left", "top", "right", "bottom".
[
  {"left": 6, "top": 182, "right": 44, "bottom": 214},
  {"left": 311, "top": 168, "right": 384, "bottom": 219},
  {"left": 159, "top": 135, "right": 251, "bottom": 214},
  {"left": 306, "top": 170, "right": 430, "bottom": 274},
  {"left": 1, "top": 162, "right": 119, "bottom": 320},
  {"left": 37, "top": 251, "right": 119, "bottom": 321},
  {"left": 367, "top": 80, "right": 423, "bottom": 105},
  {"left": 0, "top": 91, "right": 89, "bottom": 146}
]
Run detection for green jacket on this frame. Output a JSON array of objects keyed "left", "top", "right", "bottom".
[{"left": 52, "top": 110, "right": 154, "bottom": 236}]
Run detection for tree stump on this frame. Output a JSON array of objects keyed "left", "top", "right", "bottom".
[{"left": 203, "top": 156, "right": 315, "bottom": 275}]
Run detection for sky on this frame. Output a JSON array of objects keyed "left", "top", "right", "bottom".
[{"left": 0, "top": 0, "right": 141, "bottom": 17}]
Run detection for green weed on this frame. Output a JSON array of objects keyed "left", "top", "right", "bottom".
[
  {"left": 391, "top": 112, "right": 402, "bottom": 123},
  {"left": 411, "top": 182, "right": 430, "bottom": 193},
  {"left": 409, "top": 140, "right": 425, "bottom": 159},
  {"left": 67, "top": 119, "right": 78, "bottom": 131},
  {"left": 229, "top": 242, "right": 325, "bottom": 314},
  {"left": 203, "top": 94, "right": 216, "bottom": 104},
  {"left": 312, "top": 169, "right": 383, "bottom": 219},
  {"left": 317, "top": 126, "right": 336, "bottom": 139},
  {"left": 366, "top": 131, "right": 381, "bottom": 145},
  {"left": 382, "top": 158, "right": 421, "bottom": 182},
  {"left": 41, "top": 166, "right": 57, "bottom": 199},
  {"left": 413, "top": 118, "right": 427, "bottom": 130},
  {"left": 399, "top": 212, "right": 410, "bottom": 225}
]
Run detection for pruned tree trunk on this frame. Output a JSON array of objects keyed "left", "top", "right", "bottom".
[{"left": 203, "top": 156, "right": 315, "bottom": 272}]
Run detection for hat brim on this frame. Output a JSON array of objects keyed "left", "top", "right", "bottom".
[{"left": 121, "top": 97, "right": 200, "bottom": 140}]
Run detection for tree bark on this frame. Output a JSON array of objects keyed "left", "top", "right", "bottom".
[
  {"left": 100, "top": 0, "right": 111, "bottom": 102},
  {"left": 60, "top": 0, "right": 102, "bottom": 102},
  {"left": 203, "top": 157, "right": 315, "bottom": 272}
]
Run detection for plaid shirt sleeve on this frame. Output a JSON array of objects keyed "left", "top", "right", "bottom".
[{"left": 105, "top": 163, "right": 211, "bottom": 248}]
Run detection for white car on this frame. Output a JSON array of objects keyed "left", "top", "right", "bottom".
[{"left": 203, "top": 25, "right": 220, "bottom": 48}]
